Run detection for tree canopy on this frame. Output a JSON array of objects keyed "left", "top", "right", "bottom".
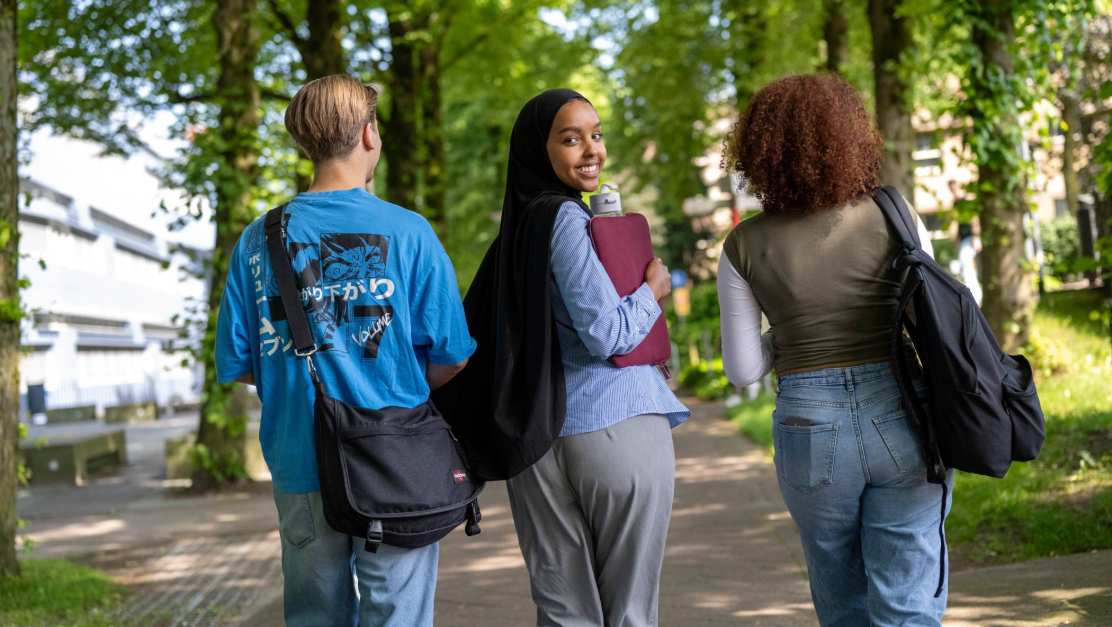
[{"left": 7, "top": 0, "right": 1112, "bottom": 495}]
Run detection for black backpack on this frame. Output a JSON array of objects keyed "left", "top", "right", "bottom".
[
  {"left": 873, "top": 186, "right": 1046, "bottom": 482},
  {"left": 874, "top": 187, "right": 1046, "bottom": 597},
  {"left": 264, "top": 206, "right": 483, "bottom": 553}
]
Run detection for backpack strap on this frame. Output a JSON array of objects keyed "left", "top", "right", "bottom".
[
  {"left": 888, "top": 273, "right": 949, "bottom": 598},
  {"left": 263, "top": 205, "right": 319, "bottom": 369},
  {"left": 879, "top": 189, "right": 949, "bottom": 598},
  {"left": 871, "top": 185, "right": 921, "bottom": 251}
]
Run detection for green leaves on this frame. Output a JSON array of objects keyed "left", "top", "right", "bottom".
[
  {"left": 945, "top": 0, "right": 1095, "bottom": 208},
  {"left": 0, "top": 297, "right": 20, "bottom": 324}
]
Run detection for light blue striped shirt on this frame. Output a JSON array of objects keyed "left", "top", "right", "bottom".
[{"left": 550, "top": 202, "right": 690, "bottom": 436}]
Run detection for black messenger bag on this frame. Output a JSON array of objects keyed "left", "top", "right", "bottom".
[{"left": 264, "top": 206, "right": 483, "bottom": 553}]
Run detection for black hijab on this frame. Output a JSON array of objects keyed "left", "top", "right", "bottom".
[{"left": 433, "top": 89, "right": 590, "bottom": 480}]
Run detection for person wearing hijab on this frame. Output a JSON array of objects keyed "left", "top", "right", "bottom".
[{"left": 435, "top": 89, "right": 689, "bottom": 626}]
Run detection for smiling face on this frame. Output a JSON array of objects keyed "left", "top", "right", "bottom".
[{"left": 546, "top": 99, "right": 607, "bottom": 192}]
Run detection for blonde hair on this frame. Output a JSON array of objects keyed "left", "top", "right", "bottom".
[{"left": 284, "top": 75, "right": 378, "bottom": 163}]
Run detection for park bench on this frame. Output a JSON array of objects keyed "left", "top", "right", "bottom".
[
  {"left": 43, "top": 404, "right": 97, "bottom": 424},
  {"left": 104, "top": 401, "right": 158, "bottom": 424},
  {"left": 20, "top": 425, "right": 128, "bottom": 486}
]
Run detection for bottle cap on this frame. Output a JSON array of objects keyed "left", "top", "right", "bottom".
[{"left": 589, "top": 184, "right": 622, "bottom": 216}]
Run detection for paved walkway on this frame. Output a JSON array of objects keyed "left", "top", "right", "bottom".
[
  {"left": 18, "top": 416, "right": 281, "bottom": 626},
  {"left": 18, "top": 401, "right": 1112, "bottom": 625},
  {"left": 242, "top": 399, "right": 817, "bottom": 626}
]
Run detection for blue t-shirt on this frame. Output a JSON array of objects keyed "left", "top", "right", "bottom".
[{"left": 215, "top": 188, "right": 476, "bottom": 492}]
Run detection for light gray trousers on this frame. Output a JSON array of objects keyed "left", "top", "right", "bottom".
[{"left": 506, "top": 414, "right": 676, "bottom": 627}]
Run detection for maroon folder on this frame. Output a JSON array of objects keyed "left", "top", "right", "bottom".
[{"left": 587, "top": 212, "right": 672, "bottom": 368}]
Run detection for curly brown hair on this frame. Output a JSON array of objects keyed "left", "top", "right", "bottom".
[{"left": 724, "top": 74, "right": 883, "bottom": 214}]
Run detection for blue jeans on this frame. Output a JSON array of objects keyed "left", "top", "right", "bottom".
[
  {"left": 773, "top": 362, "right": 953, "bottom": 627},
  {"left": 273, "top": 488, "right": 438, "bottom": 627}
]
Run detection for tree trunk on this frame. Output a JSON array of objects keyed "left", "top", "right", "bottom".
[
  {"left": 296, "top": 0, "right": 347, "bottom": 192},
  {"left": 304, "top": 0, "right": 345, "bottom": 79},
  {"left": 421, "top": 42, "right": 445, "bottom": 238},
  {"left": 1061, "top": 90, "right": 1082, "bottom": 216},
  {"left": 0, "top": 0, "right": 20, "bottom": 578},
  {"left": 384, "top": 10, "right": 421, "bottom": 214},
  {"left": 971, "top": 1, "right": 1034, "bottom": 352},
  {"left": 723, "top": 0, "right": 767, "bottom": 219},
  {"left": 193, "top": 0, "right": 262, "bottom": 491},
  {"left": 869, "top": 0, "right": 915, "bottom": 202},
  {"left": 724, "top": 0, "right": 767, "bottom": 110},
  {"left": 1060, "top": 92, "right": 1096, "bottom": 284},
  {"left": 823, "top": 0, "right": 848, "bottom": 74},
  {"left": 1097, "top": 192, "right": 1111, "bottom": 297}
]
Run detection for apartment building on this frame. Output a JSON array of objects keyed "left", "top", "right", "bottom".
[{"left": 18, "top": 178, "right": 207, "bottom": 418}]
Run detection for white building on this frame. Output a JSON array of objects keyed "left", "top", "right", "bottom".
[{"left": 18, "top": 178, "right": 207, "bottom": 418}]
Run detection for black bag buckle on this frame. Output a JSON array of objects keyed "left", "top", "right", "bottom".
[
  {"left": 465, "top": 501, "right": 482, "bottom": 537},
  {"left": 299, "top": 349, "right": 320, "bottom": 383},
  {"left": 890, "top": 247, "right": 918, "bottom": 271},
  {"left": 364, "top": 519, "right": 384, "bottom": 553}
]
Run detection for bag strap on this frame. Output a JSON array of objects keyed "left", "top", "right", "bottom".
[
  {"left": 263, "top": 205, "right": 319, "bottom": 370},
  {"left": 871, "top": 185, "right": 921, "bottom": 251}
]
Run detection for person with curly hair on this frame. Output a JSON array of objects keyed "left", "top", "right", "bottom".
[{"left": 717, "top": 73, "right": 951, "bottom": 626}]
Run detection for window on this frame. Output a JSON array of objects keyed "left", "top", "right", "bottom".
[
  {"left": 45, "top": 227, "right": 104, "bottom": 273},
  {"left": 113, "top": 248, "right": 164, "bottom": 286},
  {"left": 76, "top": 349, "right": 145, "bottom": 387},
  {"left": 914, "top": 131, "right": 943, "bottom": 172},
  {"left": 1055, "top": 198, "right": 1070, "bottom": 218},
  {"left": 915, "top": 131, "right": 940, "bottom": 151},
  {"left": 914, "top": 154, "right": 942, "bottom": 169}
]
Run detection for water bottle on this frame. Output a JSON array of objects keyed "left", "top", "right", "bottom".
[{"left": 589, "top": 183, "right": 622, "bottom": 216}]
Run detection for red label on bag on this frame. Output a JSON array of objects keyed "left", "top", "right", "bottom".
[{"left": 452, "top": 469, "right": 467, "bottom": 483}]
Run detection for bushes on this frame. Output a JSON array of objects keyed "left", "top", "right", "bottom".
[
  {"left": 668, "top": 279, "right": 735, "bottom": 400},
  {"left": 677, "top": 358, "right": 732, "bottom": 400},
  {"left": 1041, "top": 216, "right": 1086, "bottom": 282},
  {"left": 666, "top": 280, "right": 721, "bottom": 364},
  {"left": 930, "top": 237, "right": 958, "bottom": 274},
  {"left": 727, "top": 392, "right": 776, "bottom": 450}
]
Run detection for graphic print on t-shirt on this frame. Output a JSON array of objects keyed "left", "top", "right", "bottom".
[
  {"left": 264, "top": 242, "right": 321, "bottom": 298},
  {"left": 252, "top": 218, "right": 397, "bottom": 360},
  {"left": 320, "top": 233, "right": 389, "bottom": 281},
  {"left": 351, "top": 304, "right": 394, "bottom": 358}
]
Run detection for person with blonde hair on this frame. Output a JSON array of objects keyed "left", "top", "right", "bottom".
[{"left": 215, "top": 74, "right": 475, "bottom": 627}]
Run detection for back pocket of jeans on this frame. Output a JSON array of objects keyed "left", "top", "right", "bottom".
[
  {"left": 774, "top": 421, "right": 838, "bottom": 493},
  {"left": 872, "top": 412, "right": 925, "bottom": 475}
]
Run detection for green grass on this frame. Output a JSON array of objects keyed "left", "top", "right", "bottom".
[
  {"left": 727, "top": 288, "right": 1112, "bottom": 566},
  {"left": 0, "top": 559, "right": 127, "bottom": 627},
  {"left": 729, "top": 392, "right": 775, "bottom": 450}
]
